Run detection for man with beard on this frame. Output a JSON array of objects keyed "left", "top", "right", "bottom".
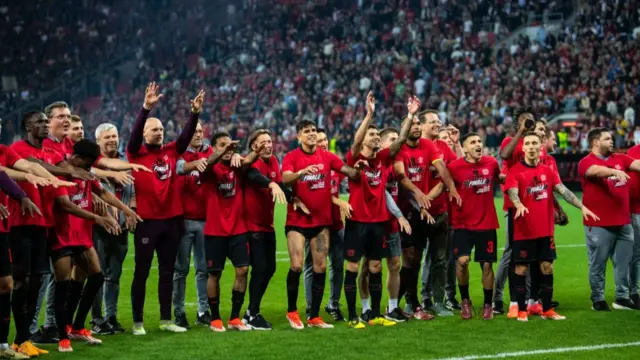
[
  {"left": 579, "top": 128, "right": 640, "bottom": 311},
  {"left": 126, "top": 83, "right": 203, "bottom": 335},
  {"left": 89, "top": 123, "right": 137, "bottom": 335}
]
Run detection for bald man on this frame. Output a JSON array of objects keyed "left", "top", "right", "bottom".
[{"left": 125, "top": 82, "right": 204, "bottom": 335}]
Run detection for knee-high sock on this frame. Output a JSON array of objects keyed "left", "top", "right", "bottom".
[
  {"left": 344, "top": 270, "right": 358, "bottom": 320},
  {"left": 540, "top": 274, "right": 554, "bottom": 312},
  {"left": 11, "top": 280, "right": 29, "bottom": 345},
  {"left": 55, "top": 281, "right": 71, "bottom": 340},
  {"left": 369, "top": 272, "right": 383, "bottom": 317},
  {"left": 66, "top": 281, "right": 83, "bottom": 326},
  {"left": 513, "top": 273, "right": 527, "bottom": 312},
  {"left": 286, "top": 269, "right": 301, "bottom": 313},
  {"left": 0, "top": 292, "right": 10, "bottom": 344},
  {"left": 230, "top": 290, "right": 245, "bottom": 320},
  {"left": 72, "top": 273, "right": 104, "bottom": 330},
  {"left": 310, "top": 272, "right": 326, "bottom": 318}
]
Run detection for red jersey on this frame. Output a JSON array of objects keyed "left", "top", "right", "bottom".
[
  {"left": 51, "top": 179, "right": 101, "bottom": 251},
  {"left": 627, "top": 145, "right": 640, "bottom": 214},
  {"left": 504, "top": 162, "right": 560, "bottom": 241},
  {"left": 395, "top": 138, "right": 442, "bottom": 214},
  {"left": 540, "top": 154, "right": 559, "bottom": 175},
  {"left": 245, "top": 156, "right": 282, "bottom": 233},
  {"left": 179, "top": 146, "right": 213, "bottom": 220},
  {"left": 346, "top": 148, "right": 393, "bottom": 223},
  {"left": 9, "top": 140, "right": 65, "bottom": 227},
  {"left": 500, "top": 137, "right": 547, "bottom": 210},
  {"left": 578, "top": 153, "right": 633, "bottom": 227},
  {"left": 427, "top": 139, "right": 458, "bottom": 216},
  {"left": 384, "top": 167, "right": 399, "bottom": 234},
  {"left": 126, "top": 142, "right": 183, "bottom": 220},
  {"left": 43, "top": 136, "right": 75, "bottom": 158},
  {"left": 448, "top": 156, "right": 500, "bottom": 231},
  {"left": 282, "top": 148, "right": 344, "bottom": 228},
  {"left": 203, "top": 162, "right": 247, "bottom": 237},
  {"left": 0, "top": 145, "right": 22, "bottom": 232},
  {"left": 330, "top": 170, "right": 344, "bottom": 230}
]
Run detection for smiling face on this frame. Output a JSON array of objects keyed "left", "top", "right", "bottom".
[
  {"left": 438, "top": 129, "right": 454, "bottom": 149},
  {"left": 316, "top": 131, "right": 328, "bottom": 150},
  {"left": 381, "top": 131, "right": 398, "bottom": 149},
  {"left": 253, "top": 133, "right": 273, "bottom": 159},
  {"left": 69, "top": 120, "right": 84, "bottom": 143},
  {"left": 97, "top": 128, "right": 119, "bottom": 157},
  {"left": 363, "top": 127, "right": 381, "bottom": 152},
  {"left": 214, "top": 135, "right": 234, "bottom": 161},
  {"left": 297, "top": 125, "right": 317, "bottom": 147},
  {"left": 144, "top": 118, "right": 164, "bottom": 145},
  {"left": 190, "top": 122, "right": 204, "bottom": 149},
  {"left": 408, "top": 118, "right": 422, "bottom": 141},
  {"left": 463, "top": 135, "right": 483, "bottom": 162},
  {"left": 421, "top": 112, "right": 441, "bottom": 139},
  {"left": 523, "top": 134, "right": 542, "bottom": 162}
]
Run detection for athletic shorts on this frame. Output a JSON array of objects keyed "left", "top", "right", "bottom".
[
  {"left": 9, "top": 226, "right": 50, "bottom": 275},
  {"left": 344, "top": 220, "right": 385, "bottom": 262},
  {"left": 401, "top": 210, "right": 429, "bottom": 250},
  {"left": 284, "top": 226, "right": 326, "bottom": 240},
  {"left": 0, "top": 232, "right": 11, "bottom": 277},
  {"left": 384, "top": 232, "right": 401, "bottom": 258},
  {"left": 50, "top": 246, "right": 90, "bottom": 262},
  {"left": 205, "top": 233, "right": 250, "bottom": 272},
  {"left": 452, "top": 229, "right": 498, "bottom": 262},
  {"left": 511, "top": 237, "right": 557, "bottom": 264}
]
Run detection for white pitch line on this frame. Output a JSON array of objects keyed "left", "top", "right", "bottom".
[{"left": 431, "top": 341, "right": 640, "bottom": 360}]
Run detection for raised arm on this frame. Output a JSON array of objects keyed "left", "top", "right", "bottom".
[
  {"left": 351, "top": 92, "right": 375, "bottom": 156},
  {"left": 389, "top": 96, "right": 421, "bottom": 157},
  {"left": 176, "top": 90, "right": 205, "bottom": 155},
  {"left": 500, "top": 120, "right": 527, "bottom": 160},
  {"left": 128, "top": 82, "right": 163, "bottom": 154}
]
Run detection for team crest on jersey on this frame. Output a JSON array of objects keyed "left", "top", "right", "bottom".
[
  {"left": 417, "top": 157, "right": 424, "bottom": 164},
  {"left": 271, "top": 172, "right": 276, "bottom": 178},
  {"left": 541, "top": 174, "right": 546, "bottom": 181},
  {"left": 520, "top": 250, "right": 528, "bottom": 259},
  {"left": 317, "top": 164, "right": 324, "bottom": 170},
  {"left": 217, "top": 173, "right": 236, "bottom": 198},
  {"left": 153, "top": 158, "right": 171, "bottom": 181},
  {"left": 615, "top": 164, "right": 621, "bottom": 170},
  {"left": 482, "top": 168, "right": 489, "bottom": 175}
]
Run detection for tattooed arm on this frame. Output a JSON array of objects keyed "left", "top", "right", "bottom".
[
  {"left": 553, "top": 183, "right": 600, "bottom": 221},
  {"left": 507, "top": 187, "right": 528, "bottom": 219}
]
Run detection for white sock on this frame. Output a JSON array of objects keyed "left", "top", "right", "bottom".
[
  {"left": 389, "top": 298, "right": 398, "bottom": 310},
  {"left": 133, "top": 322, "right": 144, "bottom": 328},
  {"left": 510, "top": 301, "right": 517, "bottom": 306},
  {"left": 361, "top": 298, "right": 371, "bottom": 311},
  {"left": 528, "top": 299, "right": 536, "bottom": 306},
  {"left": 198, "top": 311, "right": 206, "bottom": 317},
  {"left": 0, "top": 343, "right": 8, "bottom": 350}
]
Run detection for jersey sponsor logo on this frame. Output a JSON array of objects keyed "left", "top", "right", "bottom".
[
  {"left": 429, "top": 164, "right": 441, "bottom": 179},
  {"left": 188, "top": 170, "right": 202, "bottom": 185},
  {"left": 70, "top": 182, "right": 90, "bottom": 209},
  {"left": 152, "top": 158, "right": 172, "bottom": 181},
  {"left": 364, "top": 169, "right": 382, "bottom": 187},
  {"left": 463, "top": 169, "right": 491, "bottom": 194},
  {"left": 386, "top": 179, "right": 398, "bottom": 197},
  {"left": 526, "top": 176, "right": 549, "bottom": 201},
  {"left": 606, "top": 175, "right": 627, "bottom": 187},
  {"left": 300, "top": 173, "right": 326, "bottom": 190},
  {"left": 407, "top": 157, "right": 424, "bottom": 182},
  {"left": 217, "top": 174, "right": 237, "bottom": 198}
]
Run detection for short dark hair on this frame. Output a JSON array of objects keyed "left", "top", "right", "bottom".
[
  {"left": 522, "top": 131, "right": 542, "bottom": 142},
  {"left": 44, "top": 101, "right": 70, "bottom": 118},
  {"left": 417, "top": 109, "right": 438, "bottom": 124},
  {"left": 248, "top": 129, "right": 270, "bottom": 148},
  {"left": 72, "top": 139, "right": 101, "bottom": 163},
  {"left": 70, "top": 114, "right": 82, "bottom": 123},
  {"left": 211, "top": 131, "right": 231, "bottom": 146},
  {"left": 296, "top": 119, "right": 316, "bottom": 133},
  {"left": 544, "top": 126, "right": 553, "bottom": 138},
  {"left": 461, "top": 132, "right": 480, "bottom": 144},
  {"left": 587, "top": 127, "right": 610, "bottom": 148},
  {"left": 21, "top": 111, "right": 42, "bottom": 132},
  {"left": 316, "top": 128, "right": 326, "bottom": 134},
  {"left": 379, "top": 128, "right": 398, "bottom": 140},
  {"left": 367, "top": 124, "right": 378, "bottom": 130},
  {"left": 513, "top": 106, "right": 535, "bottom": 126}
]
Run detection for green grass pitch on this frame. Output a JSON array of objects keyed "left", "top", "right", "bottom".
[{"left": 18, "top": 198, "right": 640, "bottom": 359}]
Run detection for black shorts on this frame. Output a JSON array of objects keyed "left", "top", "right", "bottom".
[
  {"left": 0, "top": 233, "right": 11, "bottom": 277},
  {"left": 285, "top": 226, "right": 325, "bottom": 240},
  {"left": 511, "top": 237, "right": 557, "bottom": 264},
  {"left": 401, "top": 210, "right": 429, "bottom": 250},
  {"left": 50, "top": 246, "right": 90, "bottom": 262},
  {"left": 9, "top": 226, "right": 50, "bottom": 276},
  {"left": 205, "top": 233, "right": 250, "bottom": 272},
  {"left": 344, "top": 220, "right": 385, "bottom": 262},
  {"left": 452, "top": 229, "right": 498, "bottom": 262}
]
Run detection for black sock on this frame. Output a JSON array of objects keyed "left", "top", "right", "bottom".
[
  {"left": 310, "top": 272, "right": 326, "bottom": 318},
  {"left": 55, "top": 280, "right": 71, "bottom": 340},
  {"left": 66, "top": 280, "right": 83, "bottom": 326},
  {"left": 25, "top": 274, "right": 43, "bottom": 331},
  {"left": 369, "top": 272, "right": 383, "bottom": 317},
  {"left": 208, "top": 296, "right": 220, "bottom": 320},
  {"left": 483, "top": 288, "right": 493, "bottom": 305},
  {"left": 344, "top": 270, "right": 358, "bottom": 320},
  {"left": 0, "top": 292, "right": 10, "bottom": 344},
  {"left": 248, "top": 269, "right": 262, "bottom": 316},
  {"left": 398, "top": 267, "right": 408, "bottom": 305},
  {"left": 286, "top": 269, "right": 301, "bottom": 313},
  {"left": 230, "top": 290, "right": 245, "bottom": 320},
  {"left": 513, "top": 273, "right": 527, "bottom": 312},
  {"left": 11, "top": 280, "right": 29, "bottom": 345},
  {"left": 73, "top": 273, "right": 104, "bottom": 330},
  {"left": 540, "top": 274, "right": 554, "bottom": 312},
  {"left": 508, "top": 263, "right": 516, "bottom": 303},
  {"left": 406, "top": 267, "right": 419, "bottom": 309},
  {"left": 529, "top": 265, "right": 541, "bottom": 302},
  {"left": 458, "top": 284, "right": 470, "bottom": 300}
]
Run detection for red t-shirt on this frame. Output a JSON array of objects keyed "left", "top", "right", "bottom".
[
  {"left": 126, "top": 142, "right": 183, "bottom": 220},
  {"left": 627, "top": 145, "right": 640, "bottom": 214},
  {"left": 179, "top": 146, "right": 213, "bottom": 220},
  {"left": 427, "top": 139, "right": 458, "bottom": 216},
  {"left": 504, "top": 162, "right": 560, "bottom": 241},
  {"left": 499, "top": 137, "right": 547, "bottom": 210},
  {"left": 448, "top": 156, "right": 501, "bottom": 231},
  {"left": 384, "top": 167, "right": 399, "bottom": 234},
  {"left": 9, "top": 140, "right": 65, "bottom": 227},
  {"left": 346, "top": 148, "right": 394, "bottom": 223},
  {"left": 395, "top": 138, "right": 442, "bottom": 214},
  {"left": 282, "top": 148, "right": 344, "bottom": 228},
  {"left": 578, "top": 153, "right": 634, "bottom": 227},
  {"left": 330, "top": 170, "right": 345, "bottom": 231},
  {"left": 51, "top": 179, "right": 101, "bottom": 251},
  {"left": 43, "top": 136, "right": 75, "bottom": 158},
  {"left": 203, "top": 162, "right": 247, "bottom": 237},
  {"left": 245, "top": 156, "right": 282, "bottom": 233},
  {"left": 540, "top": 154, "right": 559, "bottom": 175},
  {"left": 0, "top": 145, "right": 22, "bottom": 232}
]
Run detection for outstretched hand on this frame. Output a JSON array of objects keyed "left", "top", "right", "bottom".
[
  {"left": 191, "top": 90, "right": 205, "bottom": 112},
  {"left": 144, "top": 82, "right": 164, "bottom": 109}
]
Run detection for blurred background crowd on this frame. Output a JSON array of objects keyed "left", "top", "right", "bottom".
[{"left": 1, "top": 0, "right": 639, "bottom": 160}]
